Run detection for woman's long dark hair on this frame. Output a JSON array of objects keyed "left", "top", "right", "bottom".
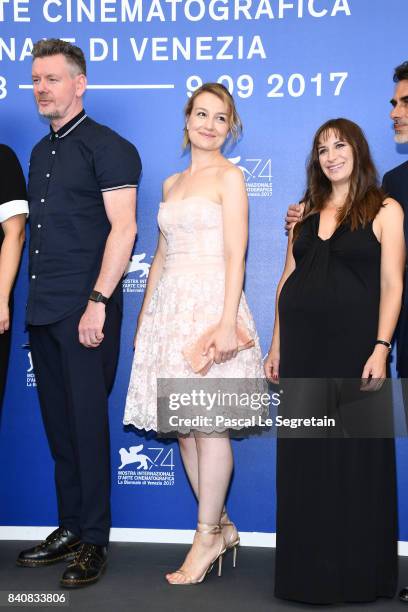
[{"left": 294, "top": 118, "right": 384, "bottom": 239}]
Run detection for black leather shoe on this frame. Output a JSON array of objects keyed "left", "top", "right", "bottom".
[
  {"left": 60, "top": 543, "right": 107, "bottom": 588},
  {"left": 400, "top": 586, "right": 408, "bottom": 602},
  {"left": 17, "top": 527, "right": 81, "bottom": 567}
]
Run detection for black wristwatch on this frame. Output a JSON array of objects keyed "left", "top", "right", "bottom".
[
  {"left": 375, "top": 339, "right": 392, "bottom": 350},
  {"left": 89, "top": 290, "right": 108, "bottom": 305}
]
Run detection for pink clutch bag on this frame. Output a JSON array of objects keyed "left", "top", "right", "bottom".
[{"left": 182, "top": 322, "right": 255, "bottom": 376}]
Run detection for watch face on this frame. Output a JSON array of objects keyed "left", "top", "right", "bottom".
[
  {"left": 90, "top": 290, "right": 108, "bottom": 304},
  {"left": 90, "top": 291, "right": 106, "bottom": 303}
]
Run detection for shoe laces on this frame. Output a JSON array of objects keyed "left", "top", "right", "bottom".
[
  {"left": 74, "top": 543, "right": 96, "bottom": 567},
  {"left": 38, "top": 527, "right": 66, "bottom": 549}
]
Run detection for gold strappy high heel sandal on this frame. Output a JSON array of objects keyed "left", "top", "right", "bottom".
[
  {"left": 220, "top": 510, "right": 240, "bottom": 568},
  {"left": 166, "top": 523, "right": 226, "bottom": 585}
]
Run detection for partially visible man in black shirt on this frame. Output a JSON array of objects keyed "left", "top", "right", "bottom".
[
  {"left": 383, "top": 62, "right": 408, "bottom": 379},
  {"left": 383, "top": 61, "right": 408, "bottom": 606},
  {"left": 0, "top": 145, "right": 28, "bottom": 410},
  {"left": 17, "top": 39, "right": 141, "bottom": 588}
]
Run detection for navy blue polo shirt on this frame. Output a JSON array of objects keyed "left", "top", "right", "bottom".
[{"left": 27, "top": 110, "right": 142, "bottom": 326}]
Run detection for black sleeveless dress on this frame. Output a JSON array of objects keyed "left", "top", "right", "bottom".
[{"left": 275, "top": 213, "right": 398, "bottom": 604}]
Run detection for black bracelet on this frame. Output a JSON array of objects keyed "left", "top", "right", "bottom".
[{"left": 375, "top": 340, "right": 392, "bottom": 350}]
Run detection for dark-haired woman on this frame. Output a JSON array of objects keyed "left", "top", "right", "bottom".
[
  {"left": 264, "top": 119, "right": 405, "bottom": 603},
  {"left": 0, "top": 145, "right": 27, "bottom": 411}
]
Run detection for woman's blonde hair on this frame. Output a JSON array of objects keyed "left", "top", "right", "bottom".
[{"left": 183, "top": 82, "right": 242, "bottom": 149}]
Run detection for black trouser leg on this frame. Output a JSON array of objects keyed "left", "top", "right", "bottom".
[
  {"left": 29, "top": 301, "right": 122, "bottom": 546},
  {"left": 29, "top": 321, "right": 82, "bottom": 538}
]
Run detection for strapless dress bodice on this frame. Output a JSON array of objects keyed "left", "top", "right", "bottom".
[{"left": 158, "top": 196, "right": 224, "bottom": 273}]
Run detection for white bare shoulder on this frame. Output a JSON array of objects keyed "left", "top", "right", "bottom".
[
  {"left": 219, "top": 164, "right": 246, "bottom": 190},
  {"left": 162, "top": 172, "right": 181, "bottom": 200}
]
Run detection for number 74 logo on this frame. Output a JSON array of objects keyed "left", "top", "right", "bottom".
[
  {"left": 229, "top": 157, "right": 272, "bottom": 181},
  {"left": 148, "top": 447, "right": 175, "bottom": 470}
]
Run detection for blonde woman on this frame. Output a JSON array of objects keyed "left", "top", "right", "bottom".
[{"left": 124, "top": 83, "right": 264, "bottom": 584}]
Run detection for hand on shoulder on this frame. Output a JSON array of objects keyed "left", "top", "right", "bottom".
[
  {"left": 379, "top": 197, "right": 404, "bottom": 224},
  {"left": 382, "top": 196, "right": 403, "bottom": 211},
  {"left": 374, "top": 197, "right": 405, "bottom": 243},
  {"left": 285, "top": 201, "right": 305, "bottom": 231}
]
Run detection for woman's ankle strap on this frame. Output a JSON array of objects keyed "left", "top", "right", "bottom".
[{"left": 197, "top": 522, "right": 222, "bottom": 535}]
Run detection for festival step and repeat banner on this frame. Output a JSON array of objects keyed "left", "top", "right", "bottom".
[{"left": 1, "top": 0, "right": 408, "bottom": 541}]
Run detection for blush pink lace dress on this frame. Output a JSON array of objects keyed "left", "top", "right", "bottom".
[{"left": 123, "top": 196, "right": 265, "bottom": 432}]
